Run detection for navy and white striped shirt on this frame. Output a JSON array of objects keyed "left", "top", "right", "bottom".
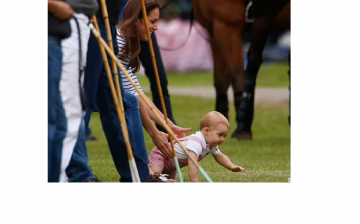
[{"left": 116, "top": 28, "right": 143, "bottom": 96}]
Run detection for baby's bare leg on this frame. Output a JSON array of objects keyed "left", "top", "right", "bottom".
[{"left": 148, "top": 165, "right": 162, "bottom": 175}]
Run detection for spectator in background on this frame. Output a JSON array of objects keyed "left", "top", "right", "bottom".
[
  {"left": 48, "top": 0, "right": 73, "bottom": 182},
  {"left": 57, "top": 0, "right": 99, "bottom": 182}
]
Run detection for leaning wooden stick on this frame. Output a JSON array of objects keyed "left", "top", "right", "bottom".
[
  {"left": 89, "top": 23, "right": 213, "bottom": 182},
  {"left": 140, "top": 0, "right": 183, "bottom": 182},
  {"left": 100, "top": 0, "right": 124, "bottom": 116},
  {"left": 99, "top": 2, "right": 139, "bottom": 179},
  {"left": 91, "top": 16, "right": 140, "bottom": 182}
]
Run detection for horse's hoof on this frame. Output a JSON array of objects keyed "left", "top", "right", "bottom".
[{"left": 231, "top": 129, "right": 253, "bottom": 140}]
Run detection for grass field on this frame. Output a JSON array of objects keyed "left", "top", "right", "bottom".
[
  {"left": 137, "top": 62, "right": 289, "bottom": 88},
  {"left": 86, "top": 63, "right": 290, "bottom": 182},
  {"left": 87, "top": 97, "right": 290, "bottom": 182}
]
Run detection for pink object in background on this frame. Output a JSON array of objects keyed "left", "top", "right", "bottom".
[{"left": 154, "top": 19, "right": 214, "bottom": 72}]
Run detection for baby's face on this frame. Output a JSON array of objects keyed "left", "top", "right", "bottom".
[{"left": 204, "top": 123, "right": 229, "bottom": 148}]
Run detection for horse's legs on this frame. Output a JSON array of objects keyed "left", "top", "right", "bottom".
[
  {"left": 209, "top": 35, "right": 231, "bottom": 119},
  {"left": 212, "top": 21, "right": 245, "bottom": 124},
  {"left": 232, "top": 16, "right": 275, "bottom": 140}
]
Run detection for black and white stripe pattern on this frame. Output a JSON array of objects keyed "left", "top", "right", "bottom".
[{"left": 116, "top": 28, "right": 143, "bottom": 96}]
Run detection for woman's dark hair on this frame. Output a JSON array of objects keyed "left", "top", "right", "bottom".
[{"left": 118, "top": 0, "right": 160, "bottom": 73}]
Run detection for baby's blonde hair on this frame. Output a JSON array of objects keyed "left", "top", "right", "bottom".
[{"left": 199, "top": 111, "right": 230, "bottom": 130}]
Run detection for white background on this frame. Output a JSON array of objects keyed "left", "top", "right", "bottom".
[{"left": 0, "top": 0, "right": 359, "bottom": 223}]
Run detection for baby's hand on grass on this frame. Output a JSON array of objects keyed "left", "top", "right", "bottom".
[{"left": 230, "top": 166, "right": 245, "bottom": 172}]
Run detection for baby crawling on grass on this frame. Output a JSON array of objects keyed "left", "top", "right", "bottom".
[{"left": 148, "top": 111, "right": 245, "bottom": 182}]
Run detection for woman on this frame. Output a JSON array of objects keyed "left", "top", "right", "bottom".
[
  {"left": 119, "top": 0, "right": 178, "bottom": 134},
  {"left": 80, "top": 0, "right": 176, "bottom": 182},
  {"left": 117, "top": 0, "right": 192, "bottom": 160}
]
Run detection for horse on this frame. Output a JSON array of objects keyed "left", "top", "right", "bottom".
[{"left": 191, "top": 0, "right": 290, "bottom": 140}]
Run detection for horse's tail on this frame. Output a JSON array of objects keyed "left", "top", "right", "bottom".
[{"left": 158, "top": 0, "right": 195, "bottom": 51}]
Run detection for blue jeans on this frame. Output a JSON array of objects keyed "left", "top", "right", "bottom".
[
  {"left": 66, "top": 116, "right": 95, "bottom": 182},
  {"left": 84, "top": 23, "right": 151, "bottom": 182},
  {"left": 48, "top": 35, "right": 67, "bottom": 182},
  {"left": 84, "top": 108, "right": 95, "bottom": 137}
]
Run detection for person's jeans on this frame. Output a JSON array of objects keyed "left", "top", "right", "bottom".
[
  {"left": 66, "top": 115, "right": 95, "bottom": 182},
  {"left": 139, "top": 33, "right": 176, "bottom": 133},
  {"left": 84, "top": 108, "right": 95, "bottom": 138},
  {"left": 48, "top": 35, "right": 67, "bottom": 182},
  {"left": 84, "top": 23, "right": 151, "bottom": 182}
]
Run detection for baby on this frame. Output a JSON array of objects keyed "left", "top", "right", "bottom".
[{"left": 148, "top": 111, "right": 245, "bottom": 182}]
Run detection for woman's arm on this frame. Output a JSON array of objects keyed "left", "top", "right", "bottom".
[
  {"left": 137, "top": 95, "right": 173, "bottom": 159},
  {"left": 142, "top": 94, "right": 192, "bottom": 138},
  {"left": 143, "top": 94, "right": 167, "bottom": 124}
]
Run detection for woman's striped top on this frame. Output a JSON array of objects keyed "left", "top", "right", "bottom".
[{"left": 116, "top": 28, "right": 143, "bottom": 96}]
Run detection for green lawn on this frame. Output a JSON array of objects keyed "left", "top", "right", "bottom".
[
  {"left": 137, "top": 62, "right": 289, "bottom": 88},
  {"left": 86, "top": 94, "right": 290, "bottom": 182}
]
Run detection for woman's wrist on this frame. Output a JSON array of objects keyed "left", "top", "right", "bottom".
[
  {"left": 167, "top": 119, "right": 174, "bottom": 127},
  {"left": 146, "top": 123, "right": 159, "bottom": 138}
]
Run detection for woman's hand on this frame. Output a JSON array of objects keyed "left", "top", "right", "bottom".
[
  {"left": 169, "top": 124, "right": 192, "bottom": 138},
  {"left": 150, "top": 131, "right": 173, "bottom": 160}
]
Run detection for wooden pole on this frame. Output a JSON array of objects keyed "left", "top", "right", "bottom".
[
  {"left": 89, "top": 23, "right": 213, "bottom": 182},
  {"left": 91, "top": 17, "right": 140, "bottom": 182},
  {"left": 140, "top": 0, "right": 183, "bottom": 182}
]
